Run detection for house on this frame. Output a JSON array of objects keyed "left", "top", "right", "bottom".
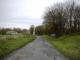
[
  {"left": 6, "top": 31, "right": 18, "bottom": 35},
  {"left": 26, "top": 30, "right": 30, "bottom": 34}
]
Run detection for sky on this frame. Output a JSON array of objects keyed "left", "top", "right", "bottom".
[{"left": 0, "top": 0, "right": 79, "bottom": 29}]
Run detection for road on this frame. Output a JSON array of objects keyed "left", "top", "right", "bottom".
[{"left": 2, "top": 36, "right": 69, "bottom": 60}]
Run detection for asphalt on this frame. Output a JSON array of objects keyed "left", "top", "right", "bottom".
[{"left": 2, "top": 36, "right": 69, "bottom": 60}]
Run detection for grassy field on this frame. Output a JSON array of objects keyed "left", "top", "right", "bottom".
[
  {"left": 43, "top": 33, "right": 80, "bottom": 60},
  {"left": 0, "top": 34, "right": 36, "bottom": 58}
]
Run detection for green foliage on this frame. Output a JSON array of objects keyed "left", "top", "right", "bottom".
[
  {"left": 35, "top": 25, "right": 45, "bottom": 35},
  {"left": 29, "top": 25, "right": 34, "bottom": 34},
  {"left": 43, "top": 33, "right": 80, "bottom": 60},
  {"left": 0, "top": 34, "right": 36, "bottom": 58}
]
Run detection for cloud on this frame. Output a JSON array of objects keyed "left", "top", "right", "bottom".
[{"left": 0, "top": 0, "right": 66, "bottom": 29}]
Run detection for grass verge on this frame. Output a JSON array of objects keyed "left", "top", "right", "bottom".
[
  {"left": 43, "top": 33, "right": 80, "bottom": 60},
  {"left": 0, "top": 34, "right": 36, "bottom": 58}
]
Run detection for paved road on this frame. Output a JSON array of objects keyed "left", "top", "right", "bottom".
[{"left": 2, "top": 36, "right": 69, "bottom": 60}]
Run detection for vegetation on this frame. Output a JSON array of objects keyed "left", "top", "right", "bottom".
[
  {"left": 0, "top": 28, "right": 28, "bottom": 35},
  {"left": 29, "top": 25, "right": 35, "bottom": 34},
  {"left": 35, "top": 25, "right": 46, "bottom": 35},
  {"left": 0, "top": 34, "right": 36, "bottom": 58},
  {"left": 35, "top": 1, "right": 80, "bottom": 37},
  {"left": 43, "top": 33, "right": 80, "bottom": 60}
]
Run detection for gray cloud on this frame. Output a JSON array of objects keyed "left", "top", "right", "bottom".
[{"left": 0, "top": 0, "right": 79, "bottom": 29}]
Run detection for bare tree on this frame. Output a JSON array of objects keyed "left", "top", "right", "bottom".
[{"left": 43, "top": 1, "right": 80, "bottom": 37}]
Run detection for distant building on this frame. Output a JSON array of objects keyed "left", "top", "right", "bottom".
[
  {"left": 26, "top": 30, "right": 30, "bottom": 34},
  {"left": 6, "top": 31, "right": 18, "bottom": 35}
]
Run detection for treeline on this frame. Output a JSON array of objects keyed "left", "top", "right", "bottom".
[
  {"left": 43, "top": 1, "right": 80, "bottom": 37},
  {"left": 0, "top": 28, "right": 28, "bottom": 35},
  {"left": 29, "top": 25, "right": 46, "bottom": 35},
  {"left": 35, "top": 1, "right": 80, "bottom": 37}
]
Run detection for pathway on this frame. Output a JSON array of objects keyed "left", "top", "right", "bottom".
[{"left": 2, "top": 36, "right": 69, "bottom": 60}]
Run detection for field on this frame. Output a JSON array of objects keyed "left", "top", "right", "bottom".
[
  {"left": 43, "top": 33, "right": 80, "bottom": 60},
  {"left": 0, "top": 34, "right": 36, "bottom": 58}
]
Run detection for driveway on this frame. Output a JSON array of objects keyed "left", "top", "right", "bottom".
[{"left": 2, "top": 36, "right": 69, "bottom": 60}]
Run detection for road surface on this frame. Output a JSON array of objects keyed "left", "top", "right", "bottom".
[{"left": 2, "top": 36, "right": 69, "bottom": 60}]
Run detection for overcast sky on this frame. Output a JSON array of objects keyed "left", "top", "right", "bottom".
[{"left": 0, "top": 0, "right": 79, "bottom": 29}]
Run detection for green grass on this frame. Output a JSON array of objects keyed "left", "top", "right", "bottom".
[
  {"left": 0, "top": 34, "right": 36, "bottom": 58},
  {"left": 43, "top": 33, "right": 80, "bottom": 60}
]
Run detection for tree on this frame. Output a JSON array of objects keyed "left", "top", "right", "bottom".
[
  {"left": 43, "top": 1, "right": 80, "bottom": 37},
  {"left": 21, "top": 29, "right": 28, "bottom": 34},
  {"left": 13, "top": 28, "right": 22, "bottom": 33},
  {"left": 29, "top": 25, "right": 34, "bottom": 34},
  {"left": 35, "top": 25, "right": 45, "bottom": 35},
  {"left": 0, "top": 28, "right": 12, "bottom": 35}
]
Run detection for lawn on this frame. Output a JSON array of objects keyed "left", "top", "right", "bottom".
[
  {"left": 43, "top": 33, "right": 80, "bottom": 60},
  {"left": 0, "top": 34, "right": 36, "bottom": 58}
]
